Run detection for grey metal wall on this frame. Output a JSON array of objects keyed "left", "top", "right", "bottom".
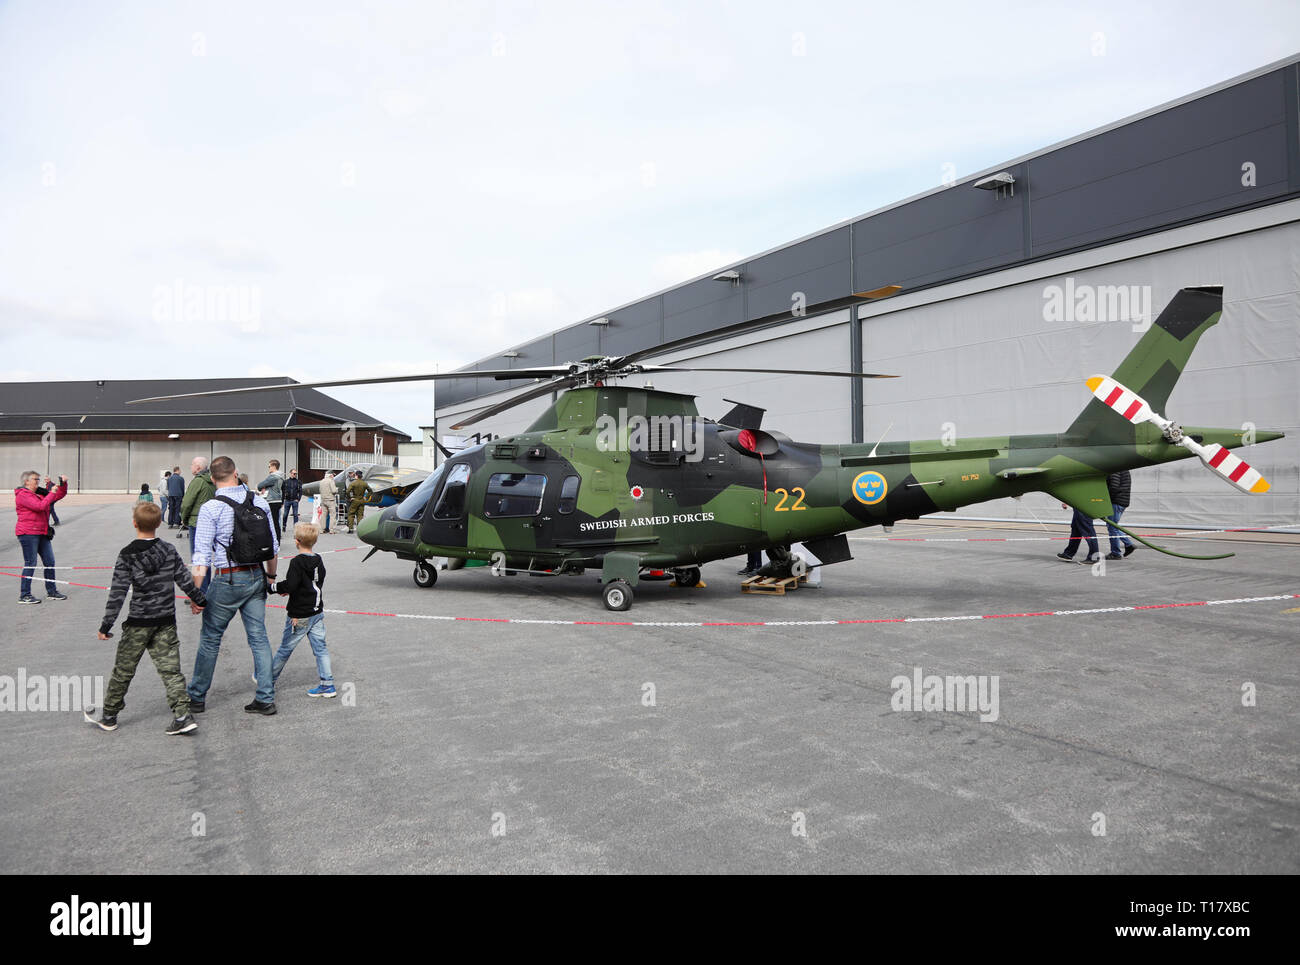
[
  {"left": 438, "top": 62, "right": 1300, "bottom": 410},
  {"left": 0, "top": 438, "right": 297, "bottom": 493},
  {"left": 859, "top": 219, "right": 1300, "bottom": 528}
]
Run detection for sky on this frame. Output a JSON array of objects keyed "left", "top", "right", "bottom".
[{"left": 2, "top": 0, "right": 1298, "bottom": 437}]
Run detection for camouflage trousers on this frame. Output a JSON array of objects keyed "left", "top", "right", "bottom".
[
  {"left": 347, "top": 502, "right": 364, "bottom": 529},
  {"left": 103, "top": 623, "right": 190, "bottom": 718}
]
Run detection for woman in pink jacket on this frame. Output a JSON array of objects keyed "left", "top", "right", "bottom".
[{"left": 14, "top": 470, "right": 68, "bottom": 604}]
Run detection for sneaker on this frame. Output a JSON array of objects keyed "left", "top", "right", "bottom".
[
  {"left": 1055, "top": 552, "right": 1077, "bottom": 563},
  {"left": 1123, "top": 544, "right": 1136, "bottom": 557},
  {"left": 189, "top": 699, "right": 205, "bottom": 714},
  {"left": 244, "top": 700, "right": 277, "bottom": 716},
  {"left": 1085, "top": 555, "right": 1101, "bottom": 564},
  {"left": 165, "top": 713, "right": 198, "bottom": 735},
  {"left": 46, "top": 591, "right": 68, "bottom": 601},
  {"left": 737, "top": 568, "right": 755, "bottom": 576},
  {"left": 18, "top": 595, "right": 41, "bottom": 605},
  {"left": 1105, "top": 553, "right": 1123, "bottom": 560},
  {"left": 84, "top": 708, "right": 118, "bottom": 731},
  {"left": 307, "top": 683, "right": 337, "bottom": 698}
]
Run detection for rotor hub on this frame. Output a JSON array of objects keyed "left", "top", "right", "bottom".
[{"left": 1162, "top": 421, "right": 1184, "bottom": 444}]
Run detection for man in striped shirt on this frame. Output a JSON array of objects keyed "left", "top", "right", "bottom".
[{"left": 187, "top": 455, "right": 281, "bottom": 716}]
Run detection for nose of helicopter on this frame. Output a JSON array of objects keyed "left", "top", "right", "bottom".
[{"left": 356, "top": 510, "right": 383, "bottom": 546}]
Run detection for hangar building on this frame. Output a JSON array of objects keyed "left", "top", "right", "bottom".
[
  {"left": 0, "top": 379, "right": 410, "bottom": 492},
  {"left": 433, "top": 56, "right": 1300, "bottom": 528}
]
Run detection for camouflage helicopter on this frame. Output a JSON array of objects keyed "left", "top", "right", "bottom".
[{"left": 131, "top": 285, "right": 1281, "bottom": 610}]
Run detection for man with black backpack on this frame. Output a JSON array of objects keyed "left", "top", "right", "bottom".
[{"left": 187, "top": 456, "right": 281, "bottom": 716}]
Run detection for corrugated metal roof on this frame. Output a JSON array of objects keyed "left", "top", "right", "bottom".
[{"left": 0, "top": 379, "right": 410, "bottom": 439}]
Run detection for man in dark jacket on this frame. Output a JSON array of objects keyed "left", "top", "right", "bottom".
[
  {"left": 166, "top": 466, "right": 186, "bottom": 528},
  {"left": 281, "top": 468, "right": 303, "bottom": 530},
  {"left": 1105, "top": 470, "right": 1136, "bottom": 560}
]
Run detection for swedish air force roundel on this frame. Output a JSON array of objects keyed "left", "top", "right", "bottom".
[{"left": 851, "top": 470, "right": 887, "bottom": 505}]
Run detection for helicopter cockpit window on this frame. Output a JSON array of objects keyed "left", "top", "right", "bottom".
[
  {"left": 484, "top": 473, "right": 546, "bottom": 518},
  {"left": 394, "top": 464, "right": 446, "bottom": 521},
  {"left": 432, "top": 463, "right": 472, "bottom": 519},
  {"left": 557, "top": 475, "right": 580, "bottom": 514}
]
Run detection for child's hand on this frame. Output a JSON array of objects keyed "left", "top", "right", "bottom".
[
  {"left": 189, "top": 601, "right": 203, "bottom": 615},
  {"left": 97, "top": 631, "right": 112, "bottom": 641}
]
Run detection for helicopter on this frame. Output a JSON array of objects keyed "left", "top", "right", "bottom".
[
  {"left": 131, "top": 285, "right": 1281, "bottom": 610},
  {"left": 301, "top": 461, "right": 432, "bottom": 509}
]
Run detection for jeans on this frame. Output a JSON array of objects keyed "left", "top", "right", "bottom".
[
  {"left": 1063, "top": 510, "right": 1100, "bottom": 560},
  {"left": 272, "top": 612, "right": 332, "bottom": 684},
  {"left": 1106, "top": 505, "right": 1135, "bottom": 556},
  {"left": 281, "top": 499, "right": 300, "bottom": 529},
  {"left": 188, "top": 567, "right": 274, "bottom": 704},
  {"left": 17, "top": 534, "right": 57, "bottom": 596},
  {"left": 267, "top": 501, "right": 283, "bottom": 541},
  {"left": 168, "top": 497, "right": 182, "bottom": 526},
  {"left": 189, "top": 528, "right": 212, "bottom": 595},
  {"left": 159, "top": 495, "right": 168, "bottom": 521}
]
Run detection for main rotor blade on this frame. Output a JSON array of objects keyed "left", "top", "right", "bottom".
[
  {"left": 126, "top": 368, "right": 569, "bottom": 405},
  {"left": 449, "top": 376, "right": 576, "bottom": 430},
  {"left": 643, "top": 365, "right": 898, "bottom": 379}
]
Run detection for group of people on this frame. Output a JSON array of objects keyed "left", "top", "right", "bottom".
[
  {"left": 7, "top": 456, "right": 340, "bottom": 736},
  {"left": 1056, "top": 470, "right": 1137, "bottom": 564},
  {"left": 81, "top": 454, "right": 337, "bottom": 736}
]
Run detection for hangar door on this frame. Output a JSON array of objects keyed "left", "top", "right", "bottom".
[{"left": 79, "top": 440, "right": 129, "bottom": 492}]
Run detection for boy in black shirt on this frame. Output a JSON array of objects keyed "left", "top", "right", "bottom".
[
  {"left": 85, "top": 502, "right": 206, "bottom": 734},
  {"left": 270, "top": 522, "right": 335, "bottom": 698}
]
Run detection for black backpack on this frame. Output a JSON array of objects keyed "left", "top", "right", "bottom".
[{"left": 214, "top": 488, "right": 276, "bottom": 565}]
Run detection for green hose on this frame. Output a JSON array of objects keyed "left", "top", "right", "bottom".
[{"left": 1109, "top": 520, "right": 1234, "bottom": 561}]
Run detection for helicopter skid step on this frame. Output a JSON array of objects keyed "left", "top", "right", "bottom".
[{"left": 740, "top": 573, "right": 809, "bottom": 596}]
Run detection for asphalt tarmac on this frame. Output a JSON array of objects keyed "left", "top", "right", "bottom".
[{"left": 2, "top": 500, "right": 1297, "bottom": 873}]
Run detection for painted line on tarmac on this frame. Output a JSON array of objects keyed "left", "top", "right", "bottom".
[
  {"left": 2, "top": 569, "right": 1294, "bottom": 628},
  {"left": 851, "top": 524, "right": 1299, "bottom": 544}
]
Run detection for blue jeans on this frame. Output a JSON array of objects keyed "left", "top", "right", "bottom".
[
  {"left": 1064, "top": 509, "right": 1099, "bottom": 560},
  {"left": 188, "top": 567, "right": 275, "bottom": 704},
  {"left": 17, "top": 534, "right": 57, "bottom": 597},
  {"left": 1106, "top": 505, "right": 1135, "bottom": 556},
  {"left": 189, "top": 528, "right": 212, "bottom": 594},
  {"left": 272, "top": 612, "right": 333, "bottom": 684},
  {"left": 281, "top": 499, "right": 300, "bottom": 528},
  {"left": 159, "top": 495, "right": 168, "bottom": 520}
]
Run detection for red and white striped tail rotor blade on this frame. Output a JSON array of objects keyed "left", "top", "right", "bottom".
[
  {"left": 1085, "top": 375, "right": 1155, "bottom": 425},
  {"left": 1196, "top": 443, "right": 1271, "bottom": 494}
]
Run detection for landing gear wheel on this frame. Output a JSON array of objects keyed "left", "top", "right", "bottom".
[
  {"left": 413, "top": 561, "right": 438, "bottom": 588},
  {"left": 602, "top": 580, "right": 633, "bottom": 612},
  {"left": 673, "top": 566, "right": 701, "bottom": 588},
  {"left": 790, "top": 556, "right": 807, "bottom": 579}
]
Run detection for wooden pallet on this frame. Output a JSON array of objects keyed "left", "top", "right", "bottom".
[{"left": 740, "top": 573, "right": 808, "bottom": 595}]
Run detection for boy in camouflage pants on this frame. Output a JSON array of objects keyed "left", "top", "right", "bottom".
[{"left": 85, "top": 502, "right": 207, "bottom": 735}]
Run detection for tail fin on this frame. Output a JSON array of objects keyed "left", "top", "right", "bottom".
[{"left": 1065, "top": 285, "right": 1222, "bottom": 444}]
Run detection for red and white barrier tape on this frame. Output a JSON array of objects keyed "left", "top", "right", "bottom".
[{"left": 0, "top": 569, "right": 1293, "bottom": 628}]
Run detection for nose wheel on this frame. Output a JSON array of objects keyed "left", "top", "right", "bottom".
[
  {"left": 602, "top": 579, "right": 633, "bottom": 611},
  {"left": 413, "top": 560, "right": 438, "bottom": 588}
]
